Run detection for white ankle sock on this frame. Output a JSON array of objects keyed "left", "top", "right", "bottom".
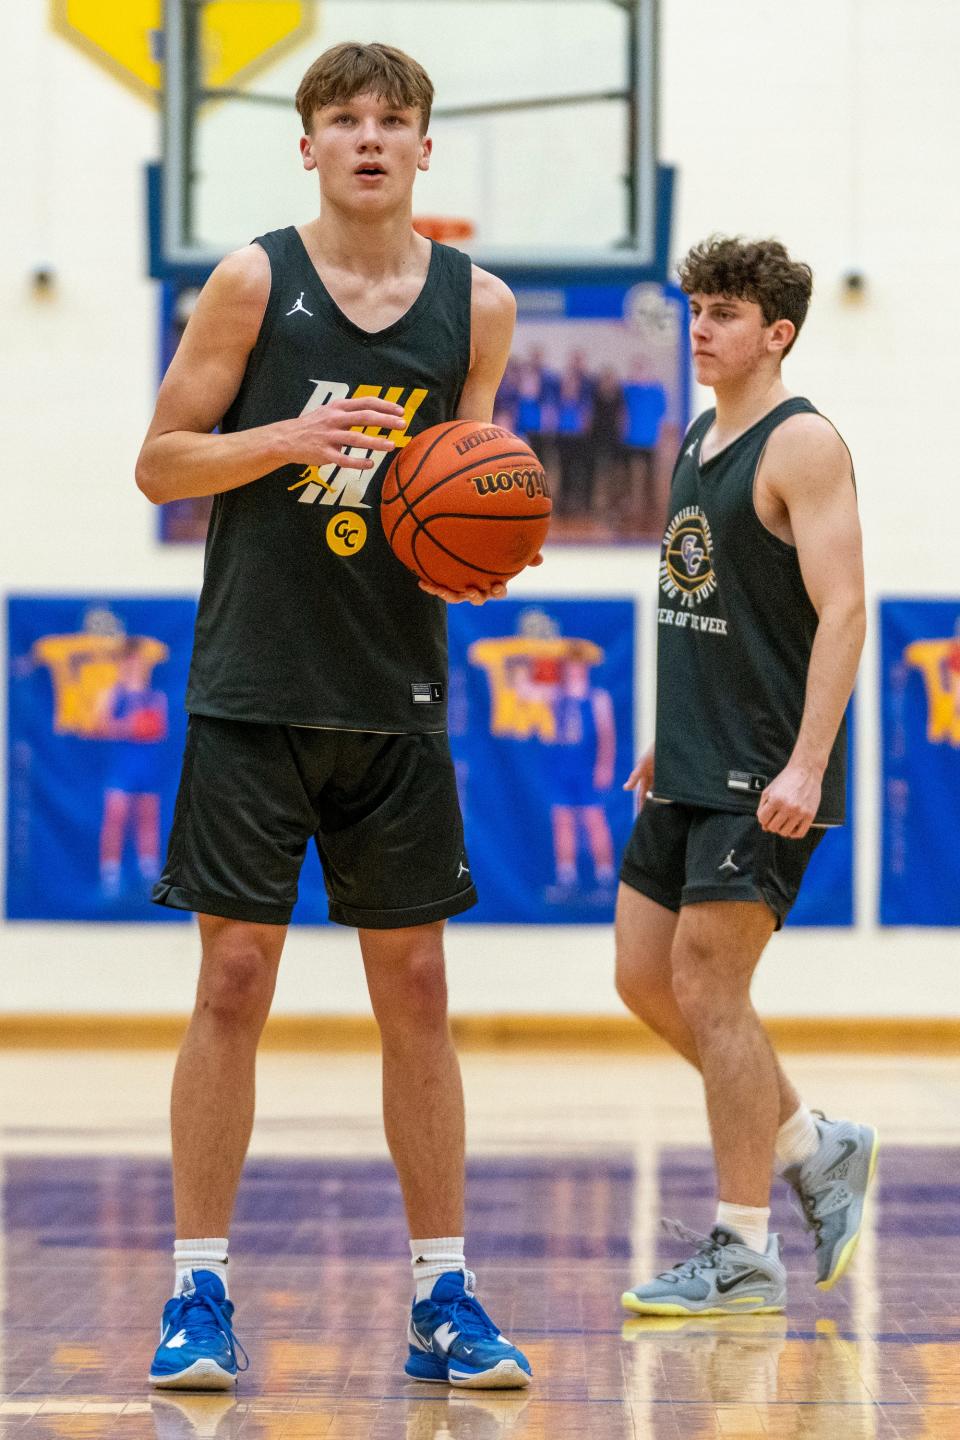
[
  {"left": 174, "top": 1237, "right": 229, "bottom": 1297},
  {"left": 715, "top": 1203, "right": 769, "bottom": 1256},
  {"left": 410, "top": 1236, "right": 466, "bottom": 1302},
  {"left": 775, "top": 1104, "right": 821, "bottom": 1172}
]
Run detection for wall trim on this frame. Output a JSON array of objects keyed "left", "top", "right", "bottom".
[{"left": 0, "top": 1014, "right": 957, "bottom": 1052}]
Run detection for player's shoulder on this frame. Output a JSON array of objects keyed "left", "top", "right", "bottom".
[
  {"left": 206, "top": 243, "right": 271, "bottom": 299},
  {"left": 469, "top": 263, "right": 517, "bottom": 322},
  {"left": 769, "top": 407, "right": 848, "bottom": 462},
  {"left": 765, "top": 404, "right": 853, "bottom": 490}
]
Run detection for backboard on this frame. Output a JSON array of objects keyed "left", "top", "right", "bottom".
[{"left": 159, "top": 0, "right": 660, "bottom": 276}]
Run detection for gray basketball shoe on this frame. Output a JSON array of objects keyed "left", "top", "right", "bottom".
[
  {"left": 783, "top": 1113, "right": 879, "bottom": 1290},
  {"left": 621, "top": 1222, "right": 787, "bottom": 1317}
]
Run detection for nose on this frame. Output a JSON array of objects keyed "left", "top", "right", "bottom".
[{"left": 356, "top": 118, "right": 383, "bottom": 149}]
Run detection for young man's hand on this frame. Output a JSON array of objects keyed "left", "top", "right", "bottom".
[
  {"left": 623, "top": 746, "right": 655, "bottom": 804},
  {"left": 278, "top": 396, "right": 405, "bottom": 471},
  {"left": 417, "top": 553, "right": 543, "bottom": 605},
  {"left": 757, "top": 761, "right": 822, "bottom": 837}
]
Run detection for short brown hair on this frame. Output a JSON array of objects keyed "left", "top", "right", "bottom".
[
  {"left": 678, "top": 236, "right": 813, "bottom": 356},
  {"left": 295, "top": 42, "right": 434, "bottom": 134}
]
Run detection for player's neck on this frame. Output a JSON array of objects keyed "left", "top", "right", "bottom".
[
  {"left": 710, "top": 372, "right": 791, "bottom": 440},
  {"left": 305, "top": 207, "right": 427, "bottom": 280}
]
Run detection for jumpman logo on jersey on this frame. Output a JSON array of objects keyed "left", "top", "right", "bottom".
[
  {"left": 686, "top": 438, "right": 699, "bottom": 458},
  {"left": 286, "top": 291, "right": 313, "bottom": 318}
]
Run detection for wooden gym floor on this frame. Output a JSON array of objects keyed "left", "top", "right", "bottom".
[{"left": 0, "top": 1045, "right": 957, "bottom": 1438}]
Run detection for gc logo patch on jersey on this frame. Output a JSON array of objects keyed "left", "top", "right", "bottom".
[
  {"left": 660, "top": 506, "right": 718, "bottom": 608},
  {"left": 326, "top": 511, "right": 367, "bottom": 555}
]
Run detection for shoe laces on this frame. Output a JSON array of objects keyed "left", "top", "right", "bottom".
[
  {"left": 168, "top": 1290, "right": 249, "bottom": 1372},
  {"left": 655, "top": 1219, "right": 722, "bottom": 1280},
  {"left": 438, "top": 1271, "right": 504, "bottom": 1343}
]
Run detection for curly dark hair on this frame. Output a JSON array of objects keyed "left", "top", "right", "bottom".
[{"left": 677, "top": 236, "right": 813, "bottom": 357}]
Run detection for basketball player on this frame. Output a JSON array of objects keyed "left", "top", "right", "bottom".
[
  {"left": 616, "top": 237, "right": 877, "bottom": 1315},
  {"left": 136, "top": 43, "right": 531, "bottom": 1390}
]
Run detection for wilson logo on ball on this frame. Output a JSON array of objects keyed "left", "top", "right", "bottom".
[{"left": 469, "top": 468, "right": 550, "bottom": 500}]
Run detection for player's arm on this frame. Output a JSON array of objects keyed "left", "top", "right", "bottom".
[
  {"left": 420, "top": 265, "right": 542, "bottom": 604},
  {"left": 756, "top": 416, "right": 866, "bottom": 837},
  {"left": 135, "top": 246, "right": 404, "bottom": 505}
]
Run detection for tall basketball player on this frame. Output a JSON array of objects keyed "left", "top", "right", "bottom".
[
  {"left": 616, "top": 237, "right": 877, "bottom": 1315},
  {"left": 136, "top": 43, "right": 531, "bottom": 1390}
]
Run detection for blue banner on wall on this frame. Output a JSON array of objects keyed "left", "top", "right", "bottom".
[
  {"left": 447, "top": 598, "right": 636, "bottom": 923},
  {"left": 6, "top": 597, "right": 195, "bottom": 922},
  {"left": 880, "top": 599, "right": 960, "bottom": 925}
]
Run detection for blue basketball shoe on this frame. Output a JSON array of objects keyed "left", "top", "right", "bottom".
[
  {"left": 405, "top": 1271, "right": 532, "bottom": 1389},
  {"left": 149, "top": 1270, "right": 248, "bottom": 1390}
]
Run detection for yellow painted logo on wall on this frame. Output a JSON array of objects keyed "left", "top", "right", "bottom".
[
  {"left": 32, "top": 628, "right": 168, "bottom": 738},
  {"left": 904, "top": 637, "right": 960, "bottom": 746},
  {"left": 52, "top": 1, "right": 316, "bottom": 103}
]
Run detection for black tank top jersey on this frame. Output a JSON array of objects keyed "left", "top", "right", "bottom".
[
  {"left": 185, "top": 227, "right": 472, "bottom": 731},
  {"left": 653, "top": 397, "right": 848, "bottom": 824}
]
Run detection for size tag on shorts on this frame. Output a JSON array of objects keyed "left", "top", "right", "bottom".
[
  {"left": 727, "top": 770, "right": 768, "bottom": 794},
  {"left": 411, "top": 682, "right": 444, "bottom": 704}
]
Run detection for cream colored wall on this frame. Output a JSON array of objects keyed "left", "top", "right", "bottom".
[{"left": 1, "top": 2, "right": 957, "bottom": 1017}]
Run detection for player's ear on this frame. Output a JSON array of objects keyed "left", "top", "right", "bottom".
[
  {"left": 418, "top": 135, "right": 433, "bottom": 173},
  {"left": 768, "top": 318, "right": 795, "bottom": 356},
  {"left": 300, "top": 133, "right": 318, "bottom": 173}
]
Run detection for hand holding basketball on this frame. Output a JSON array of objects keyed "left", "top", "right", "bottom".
[
  {"left": 419, "top": 552, "right": 544, "bottom": 604},
  {"left": 381, "top": 420, "right": 552, "bottom": 593}
]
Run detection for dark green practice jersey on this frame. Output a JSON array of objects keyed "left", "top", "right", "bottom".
[
  {"left": 185, "top": 227, "right": 472, "bottom": 732},
  {"left": 653, "top": 397, "right": 848, "bottom": 824}
]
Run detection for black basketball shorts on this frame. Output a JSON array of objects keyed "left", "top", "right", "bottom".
[
  {"left": 152, "top": 715, "right": 477, "bottom": 928},
  {"left": 619, "top": 799, "right": 825, "bottom": 929}
]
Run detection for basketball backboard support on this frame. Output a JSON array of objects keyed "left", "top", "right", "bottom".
[{"left": 158, "top": 0, "right": 660, "bottom": 278}]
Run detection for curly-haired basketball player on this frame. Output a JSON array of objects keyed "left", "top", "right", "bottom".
[
  {"left": 136, "top": 42, "right": 532, "bottom": 1391},
  {"left": 616, "top": 236, "right": 877, "bottom": 1315}
]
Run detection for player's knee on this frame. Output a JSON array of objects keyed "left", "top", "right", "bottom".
[
  {"left": 615, "top": 941, "right": 670, "bottom": 1023},
  {"left": 670, "top": 936, "right": 727, "bottom": 1026},
  {"left": 197, "top": 942, "right": 275, "bottom": 1028},
  {"left": 375, "top": 949, "right": 449, "bottom": 1037}
]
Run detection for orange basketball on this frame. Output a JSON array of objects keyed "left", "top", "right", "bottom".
[{"left": 381, "top": 421, "right": 552, "bottom": 591}]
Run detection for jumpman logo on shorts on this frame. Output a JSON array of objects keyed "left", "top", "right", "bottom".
[{"left": 286, "top": 291, "right": 313, "bottom": 318}]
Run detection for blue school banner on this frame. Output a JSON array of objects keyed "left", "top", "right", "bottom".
[
  {"left": 6, "top": 597, "right": 195, "bottom": 922},
  {"left": 447, "top": 598, "right": 636, "bottom": 923},
  {"left": 785, "top": 700, "right": 856, "bottom": 928},
  {"left": 880, "top": 599, "right": 960, "bottom": 925},
  {"left": 6, "top": 592, "right": 851, "bottom": 926}
]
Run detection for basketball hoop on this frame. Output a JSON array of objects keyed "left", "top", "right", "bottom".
[{"left": 412, "top": 216, "right": 476, "bottom": 246}]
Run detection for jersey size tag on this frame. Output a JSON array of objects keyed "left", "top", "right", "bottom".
[
  {"left": 411, "top": 682, "right": 444, "bottom": 704},
  {"left": 727, "top": 770, "right": 768, "bottom": 794}
]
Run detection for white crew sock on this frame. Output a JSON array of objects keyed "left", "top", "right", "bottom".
[
  {"left": 715, "top": 1203, "right": 769, "bottom": 1256},
  {"left": 775, "top": 1103, "right": 821, "bottom": 1172},
  {"left": 174, "top": 1237, "right": 229, "bottom": 1297},
  {"left": 410, "top": 1237, "right": 466, "bottom": 1302}
]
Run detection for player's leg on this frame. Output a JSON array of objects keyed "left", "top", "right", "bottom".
[
  {"left": 133, "top": 789, "right": 161, "bottom": 883},
  {"left": 150, "top": 716, "right": 316, "bottom": 1390},
  {"left": 623, "top": 898, "right": 789, "bottom": 1317},
  {"left": 320, "top": 731, "right": 529, "bottom": 1389},
  {"left": 171, "top": 915, "right": 285, "bottom": 1236},
  {"left": 360, "top": 921, "right": 464, "bottom": 1239},
  {"left": 671, "top": 900, "right": 780, "bottom": 1209}
]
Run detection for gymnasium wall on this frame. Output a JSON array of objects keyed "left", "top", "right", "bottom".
[{"left": 2, "top": 1, "right": 958, "bottom": 1019}]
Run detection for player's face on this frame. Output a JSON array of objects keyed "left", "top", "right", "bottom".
[
  {"left": 688, "top": 294, "right": 791, "bottom": 386},
  {"left": 300, "top": 91, "right": 432, "bottom": 216}
]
